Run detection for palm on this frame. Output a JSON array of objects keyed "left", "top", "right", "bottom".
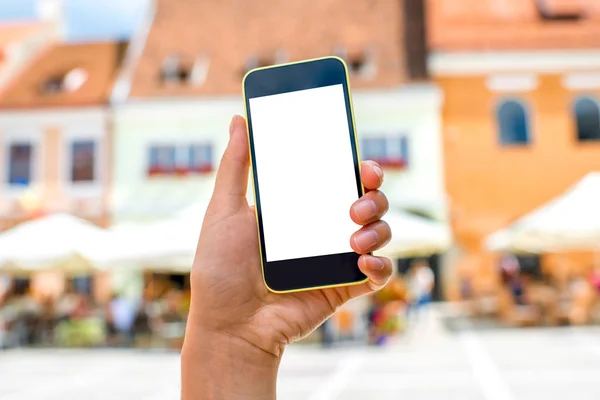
[
  {"left": 193, "top": 203, "right": 353, "bottom": 347},
  {"left": 189, "top": 116, "right": 391, "bottom": 356}
]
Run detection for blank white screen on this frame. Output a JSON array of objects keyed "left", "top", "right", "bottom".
[{"left": 249, "top": 84, "right": 360, "bottom": 262}]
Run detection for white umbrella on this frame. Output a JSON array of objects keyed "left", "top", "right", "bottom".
[
  {"left": 0, "top": 213, "right": 114, "bottom": 273},
  {"left": 375, "top": 210, "right": 452, "bottom": 258},
  {"left": 486, "top": 172, "right": 600, "bottom": 253},
  {"left": 111, "top": 204, "right": 451, "bottom": 268},
  {"left": 107, "top": 203, "right": 208, "bottom": 272}
]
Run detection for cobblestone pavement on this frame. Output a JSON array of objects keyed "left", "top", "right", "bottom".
[{"left": 2, "top": 310, "right": 600, "bottom": 399}]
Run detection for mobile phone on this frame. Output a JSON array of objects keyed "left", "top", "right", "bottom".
[{"left": 243, "top": 56, "right": 368, "bottom": 294}]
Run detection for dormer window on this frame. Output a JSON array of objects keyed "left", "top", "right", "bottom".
[
  {"left": 332, "top": 46, "right": 376, "bottom": 79},
  {"left": 161, "top": 53, "right": 210, "bottom": 86},
  {"left": 42, "top": 76, "right": 64, "bottom": 93},
  {"left": 190, "top": 54, "right": 210, "bottom": 86},
  {"left": 63, "top": 68, "right": 88, "bottom": 92},
  {"left": 244, "top": 55, "right": 272, "bottom": 73},
  {"left": 535, "top": 0, "right": 584, "bottom": 21},
  {"left": 160, "top": 53, "right": 191, "bottom": 84},
  {"left": 274, "top": 49, "right": 289, "bottom": 65},
  {"left": 40, "top": 68, "right": 88, "bottom": 94}
]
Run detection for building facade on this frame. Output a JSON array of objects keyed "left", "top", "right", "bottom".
[
  {"left": 112, "top": 0, "right": 447, "bottom": 225},
  {"left": 427, "top": 0, "right": 600, "bottom": 295},
  {"left": 0, "top": 42, "right": 127, "bottom": 229}
]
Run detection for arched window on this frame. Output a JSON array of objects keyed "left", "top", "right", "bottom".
[
  {"left": 497, "top": 100, "right": 530, "bottom": 146},
  {"left": 574, "top": 97, "right": 600, "bottom": 141}
]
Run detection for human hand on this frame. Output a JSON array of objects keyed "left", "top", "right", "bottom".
[{"left": 182, "top": 115, "right": 392, "bottom": 399}]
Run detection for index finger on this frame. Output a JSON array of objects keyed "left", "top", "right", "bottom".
[{"left": 360, "top": 161, "right": 384, "bottom": 191}]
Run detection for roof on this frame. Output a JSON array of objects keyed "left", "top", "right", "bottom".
[
  {"left": 427, "top": 0, "right": 600, "bottom": 51},
  {"left": 0, "top": 22, "right": 49, "bottom": 62},
  {"left": 0, "top": 41, "right": 128, "bottom": 108},
  {"left": 128, "top": 0, "right": 409, "bottom": 98}
]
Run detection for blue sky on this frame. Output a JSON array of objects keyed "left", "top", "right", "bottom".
[{"left": 0, "top": 0, "right": 149, "bottom": 41}]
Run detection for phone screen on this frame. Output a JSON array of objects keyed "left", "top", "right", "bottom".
[{"left": 248, "top": 84, "right": 361, "bottom": 263}]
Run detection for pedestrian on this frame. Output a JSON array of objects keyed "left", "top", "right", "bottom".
[
  {"left": 180, "top": 116, "right": 392, "bottom": 399},
  {"left": 108, "top": 293, "right": 137, "bottom": 347},
  {"left": 407, "top": 260, "right": 435, "bottom": 326}
]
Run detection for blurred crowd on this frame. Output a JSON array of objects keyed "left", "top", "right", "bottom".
[
  {"left": 0, "top": 276, "right": 189, "bottom": 350},
  {"left": 459, "top": 255, "right": 600, "bottom": 327}
]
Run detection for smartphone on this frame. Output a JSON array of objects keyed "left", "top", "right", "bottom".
[{"left": 242, "top": 56, "right": 368, "bottom": 293}]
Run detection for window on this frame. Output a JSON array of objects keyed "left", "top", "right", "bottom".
[
  {"left": 574, "top": 97, "right": 600, "bottom": 142},
  {"left": 70, "top": 140, "right": 97, "bottom": 183},
  {"left": 148, "top": 143, "right": 214, "bottom": 176},
  {"left": 332, "top": 46, "right": 376, "bottom": 78},
  {"left": 148, "top": 145, "right": 177, "bottom": 176},
  {"left": 360, "top": 136, "right": 408, "bottom": 169},
  {"left": 535, "top": 0, "right": 583, "bottom": 21},
  {"left": 7, "top": 143, "right": 33, "bottom": 186},
  {"left": 189, "top": 144, "right": 213, "bottom": 173},
  {"left": 160, "top": 54, "right": 192, "bottom": 84},
  {"left": 497, "top": 100, "right": 530, "bottom": 146}
]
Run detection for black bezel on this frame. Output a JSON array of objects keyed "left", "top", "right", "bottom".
[{"left": 243, "top": 57, "right": 366, "bottom": 292}]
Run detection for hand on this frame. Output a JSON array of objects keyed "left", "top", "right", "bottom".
[{"left": 182, "top": 115, "right": 392, "bottom": 399}]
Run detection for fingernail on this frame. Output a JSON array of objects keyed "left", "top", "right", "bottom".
[
  {"left": 229, "top": 116, "right": 238, "bottom": 136},
  {"left": 373, "top": 165, "right": 384, "bottom": 182},
  {"left": 353, "top": 200, "right": 377, "bottom": 220},
  {"left": 370, "top": 257, "right": 384, "bottom": 270},
  {"left": 354, "top": 230, "right": 378, "bottom": 251}
]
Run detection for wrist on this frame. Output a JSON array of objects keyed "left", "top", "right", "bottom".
[{"left": 181, "top": 323, "right": 281, "bottom": 400}]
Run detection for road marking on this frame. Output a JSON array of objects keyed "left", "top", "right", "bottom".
[
  {"left": 459, "top": 331, "right": 514, "bottom": 400},
  {"left": 308, "top": 352, "right": 365, "bottom": 400}
]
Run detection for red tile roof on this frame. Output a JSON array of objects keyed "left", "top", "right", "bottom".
[
  {"left": 129, "top": 0, "right": 409, "bottom": 98},
  {"left": 0, "top": 42, "right": 128, "bottom": 108},
  {"left": 427, "top": 0, "right": 600, "bottom": 51}
]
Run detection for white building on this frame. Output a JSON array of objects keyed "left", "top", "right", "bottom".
[{"left": 111, "top": 0, "right": 447, "bottom": 225}]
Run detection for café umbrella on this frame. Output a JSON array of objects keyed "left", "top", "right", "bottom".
[
  {"left": 485, "top": 172, "right": 600, "bottom": 253},
  {"left": 106, "top": 203, "right": 208, "bottom": 272},
  {"left": 375, "top": 209, "right": 452, "bottom": 258},
  {"left": 0, "top": 213, "right": 114, "bottom": 274}
]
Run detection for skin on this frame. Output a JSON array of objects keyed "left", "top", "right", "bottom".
[{"left": 182, "top": 115, "right": 393, "bottom": 399}]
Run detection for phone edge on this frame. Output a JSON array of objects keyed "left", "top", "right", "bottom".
[{"left": 242, "top": 56, "right": 370, "bottom": 295}]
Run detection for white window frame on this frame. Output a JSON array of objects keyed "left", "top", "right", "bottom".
[
  {"left": 62, "top": 129, "right": 103, "bottom": 198},
  {"left": 2, "top": 129, "right": 43, "bottom": 198}
]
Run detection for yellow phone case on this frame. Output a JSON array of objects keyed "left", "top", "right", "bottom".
[{"left": 242, "top": 56, "right": 369, "bottom": 294}]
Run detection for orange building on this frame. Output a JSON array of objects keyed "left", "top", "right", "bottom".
[
  {"left": 427, "top": 0, "right": 600, "bottom": 295},
  {"left": 0, "top": 42, "right": 127, "bottom": 230}
]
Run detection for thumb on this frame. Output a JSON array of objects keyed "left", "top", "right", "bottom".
[{"left": 210, "top": 115, "right": 250, "bottom": 213}]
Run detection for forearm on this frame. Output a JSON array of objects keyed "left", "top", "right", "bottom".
[{"left": 181, "top": 325, "right": 280, "bottom": 400}]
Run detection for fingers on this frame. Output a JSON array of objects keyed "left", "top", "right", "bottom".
[
  {"left": 347, "top": 255, "right": 393, "bottom": 298},
  {"left": 360, "top": 161, "right": 384, "bottom": 192},
  {"left": 210, "top": 116, "right": 250, "bottom": 213},
  {"left": 350, "top": 190, "right": 389, "bottom": 226},
  {"left": 350, "top": 220, "right": 392, "bottom": 254}
]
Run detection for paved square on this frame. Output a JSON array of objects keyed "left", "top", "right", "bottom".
[{"left": 2, "top": 312, "right": 600, "bottom": 399}]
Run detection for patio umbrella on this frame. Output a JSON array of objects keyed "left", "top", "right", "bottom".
[
  {"left": 375, "top": 210, "right": 452, "bottom": 258},
  {"left": 0, "top": 213, "right": 115, "bottom": 274},
  {"left": 485, "top": 172, "right": 600, "bottom": 253},
  {"left": 106, "top": 203, "right": 208, "bottom": 272},
  {"left": 111, "top": 204, "right": 452, "bottom": 268}
]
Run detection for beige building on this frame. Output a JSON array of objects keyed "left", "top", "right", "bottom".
[{"left": 0, "top": 41, "right": 127, "bottom": 230}]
